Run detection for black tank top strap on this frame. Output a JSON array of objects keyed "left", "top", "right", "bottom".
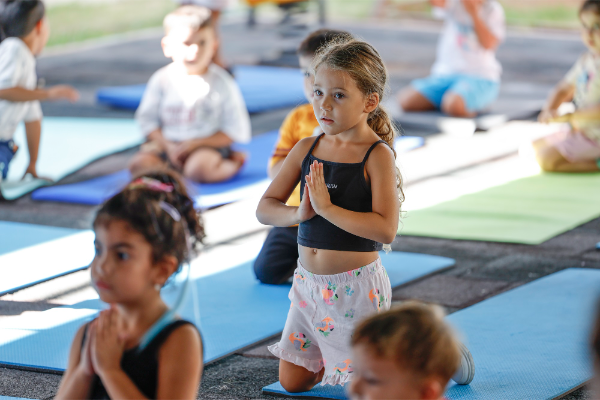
[
  {"left": 306, "top": 133, "right": 326, "bottom": 157},
  {"left": 362, "top": 140, "right": 387, "bottom": 164}
]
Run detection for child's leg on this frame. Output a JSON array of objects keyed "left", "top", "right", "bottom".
[
  {"left": 182, "top": 148, "right": 245, "bottom": 183},
  {"left": 253, "top": 226, "right": 299, "bottom": 285},
  {"left": 441, "top": 92, "right": 475, "bottom": 118},
  {"left": 442, "top": 76, "right": 500, "bottom": 118},
  {"left": 128, "top": 150, "right": 167, "bottom": 176},
  {"left": 533, "top": 130, "right": 600, "bottom": 173},
  {"left": 279, "top": 360, "right": 325, "bottom": 393},
  {"left": 398, "top": 76, "right": 452, "bottom": 112},
  {"left": 397, "top": 87, "right": 437, "bottom": 112}
]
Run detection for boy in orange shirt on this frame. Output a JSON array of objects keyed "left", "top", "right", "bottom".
[{"left": 253, "top": 29, "right": 350, "bottom": 284}]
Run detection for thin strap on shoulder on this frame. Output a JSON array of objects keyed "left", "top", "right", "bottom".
[
  {"left": 307, "top": 133, "right": 325, "bottom": 156},
  {"left": 362, "top": 140, "right": 387, "bottom": 164}
]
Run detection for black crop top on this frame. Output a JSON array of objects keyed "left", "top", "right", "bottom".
[
  {"left": 81, "top": 319, "right": 197, "bottom": 399},
  {"left": 297, "top": 133, "right": 385, "bottom": 252}
]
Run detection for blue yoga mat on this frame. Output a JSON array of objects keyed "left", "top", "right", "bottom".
[
  {"left": 445, "top": 268, "right": 598, "bottom": 400},
  {"left": 263, "top": 268, "right": 600, "bottom": 400},
  {"left": 0, "top": 117, "right": 144, "bottom": 200},
  {"left": 0, "top": 221, "right": 94, "bottom": 296},
  {"left": 0, "top": 251, "right": 454, "bottom": 372},
  {"left": 97, "top": 65, "right": 307, "bottom": 114},
  {"left": 31, "top": 134, "right": 424, "bottom": 208},
  {"left": 32, "top": 130, "right": 279, "bottom": 208}
]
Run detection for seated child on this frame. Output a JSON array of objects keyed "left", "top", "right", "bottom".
[
  {"left": 397, "top": 0, "right": 505, "bottom": 118},
  {"left": 534, "top": 0, "right": 600, "bottom": 173},
  {"left": 130, "top": 5, "right": 251, "bottom": 183},
  {"left": 253, "top": 28, "right": 351, "bottom": 285},
  {"left": 55, "top": 170, "right": 204, "bottom": 399},
  {"left": 0, "top": 0, "right": 79, "bottom": 182},
  {"left": 349, "top": 301, "right": 462, "bottom": 400}
]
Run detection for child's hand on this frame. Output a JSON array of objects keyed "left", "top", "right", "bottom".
[
  {"left": 462, "top": 0, "right": 481, "bottom": 17},
  {"left": 538, "top": 109, "right": 559, "bottom": 124},
  {"left": 430, "top": 0, "right": 446, "bottom": 8},
  {"left": 77, "top": 320, "right": 96, "bottom": 377},
  {"left": 91, "top": 307, "right": 125, "bottom": 378},
  {"left": 297, "top": 181, "right": 316, "bottom": 223},
  {"left": 22, "top": 163, "right": 52, "bottom": 182},
  {"left": 306, "top": 160, "right": 332, "bottom": 216},
  {"left": 46, "top": 85, "right": 79, "bottom": 102}
]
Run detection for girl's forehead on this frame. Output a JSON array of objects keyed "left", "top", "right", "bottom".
[{"left": 314, "top": 66, "right": 356, "bottom": 88}]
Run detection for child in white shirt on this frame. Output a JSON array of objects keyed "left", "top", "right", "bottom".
[
  {"left": 534, "top": 0, "right": 600, "bottom": 173},
  {"left": 131, "top": 5, "right": 251, "bottom": 183},
  {"left": 397, "top": 0, "right": 505, "bottom": 118},
  {"left": 0, "top": 0, "right": 79, "bottom": 182}
]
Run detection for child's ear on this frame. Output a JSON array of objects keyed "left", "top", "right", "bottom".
[
  {"left": 364, "top": 92, "right": 380, "bottom": 114},
  {"left": 420, "top": 378, "right": 443, "bottom": 400},
  {"left": 154, "top": 255, "right": 179, "bottom": 287},
  {"left": 161, "top": 37, "right": 172, "bottom": 58}
]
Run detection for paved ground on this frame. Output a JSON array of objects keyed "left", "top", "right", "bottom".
[{"left": 0, "top": 15, "right": 597, "bottom": 399}]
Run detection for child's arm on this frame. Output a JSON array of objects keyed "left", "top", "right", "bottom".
[
  {"left": 306, "top": 145, "right": 400, "bottom": 244},
  {"left": 463, "top": 0, "right": 500, "bottom": 50},
  {"left": 55, "top": 323, "right": 96, "bottom": 399},
  {"left": 256, "top": 137, "right": 316, "bottom": 227},
  {"left": 0, "top": 85, "right": 78, "bottom": 102},
  {"left": 156, "top": 325, "right": 203, "bottom": 399},
  {"left": 538, "top": 80, "right": 575, "bottom": 123}
]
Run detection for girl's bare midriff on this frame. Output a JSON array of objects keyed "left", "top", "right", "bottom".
[{"left": 298, "top": 245, "right": 379, "bottom": 275}]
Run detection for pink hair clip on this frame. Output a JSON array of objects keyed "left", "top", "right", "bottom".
[{"left": 128, "top": 177, "right": 174, "bottom": 193}]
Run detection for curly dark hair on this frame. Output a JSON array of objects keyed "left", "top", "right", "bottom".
[{"left": 94, "top": 169, "right": 205, "bottom": 272}]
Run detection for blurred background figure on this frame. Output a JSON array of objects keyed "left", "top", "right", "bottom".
[{"left": 396, "top": 0, "right": 505, "bottom": 118}]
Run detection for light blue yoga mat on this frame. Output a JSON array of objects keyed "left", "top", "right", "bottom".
[
  {"left": 0, "top": 117, "right": 144, "bottom": 200},
  {"left": 263, "top": 268, "right": 600, "bottom": 400},
  {"left": 97, "top": 65, "right": 307, "bottom": 114},
  {"left": 0, "top": 251, "right": 454, "bottom": 372},
  {"left": 31, "top": 134, "right": 424, "bottom": 208},
  {"left": 0, "top": 221, "right": 94, "bottom": 296}
]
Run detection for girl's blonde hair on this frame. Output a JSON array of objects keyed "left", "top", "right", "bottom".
[
  {"left": 312, "top": 37, "right": 405, "bottom": 209},
  {"left": 352, "top": 301, "right": 461, "bottom": 383}
]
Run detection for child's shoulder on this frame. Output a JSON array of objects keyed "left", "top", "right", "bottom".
[{"left": 0, "top": 37, "right": 30, "bottom": 59}]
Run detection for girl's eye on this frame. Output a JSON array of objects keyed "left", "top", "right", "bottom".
[
  {"left": 117, "top": 252, "right": 130, "bottom": 261},
  {"left": 334, "top": 92, "right": 345, "bottom": 99},
  {"left": 94, "top": 246, "right": 101, "bottom": 256},
  {"left": 304, "top": 71, "right": 311, "bottom": 78},
  {"left": 314, "top": 89, "right": 323, "bottom": 96}
]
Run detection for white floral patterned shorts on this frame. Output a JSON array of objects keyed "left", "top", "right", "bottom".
[{"left": 268, "top": 257, "right": 392, "bottom": 386}]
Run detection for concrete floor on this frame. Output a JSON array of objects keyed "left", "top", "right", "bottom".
[{"left": 0, "top": 16, "right": 597, "bottom": 399}]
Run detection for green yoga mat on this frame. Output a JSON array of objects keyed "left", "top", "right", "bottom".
[
  {"left": 399, "top": 173, "right": 600, "bottom": 245},
  {"left": 0, "top": 117, "right": 144, "bottom": 200}
]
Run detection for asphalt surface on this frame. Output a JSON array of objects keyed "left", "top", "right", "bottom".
[{"left": 0, "top": 14, "right": 597, "bottom": 400}]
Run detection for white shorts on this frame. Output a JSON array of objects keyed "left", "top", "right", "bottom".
[{"left": 268, "top": 257, "right": 392, "bottom": 386}]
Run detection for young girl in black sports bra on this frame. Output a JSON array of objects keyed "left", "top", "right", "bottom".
[
  {"left": 55, "top": 170, "right": 204, "bottom": 399},
  {"left": 256, "top": 37, "right": 403, "bottom": 392}
]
